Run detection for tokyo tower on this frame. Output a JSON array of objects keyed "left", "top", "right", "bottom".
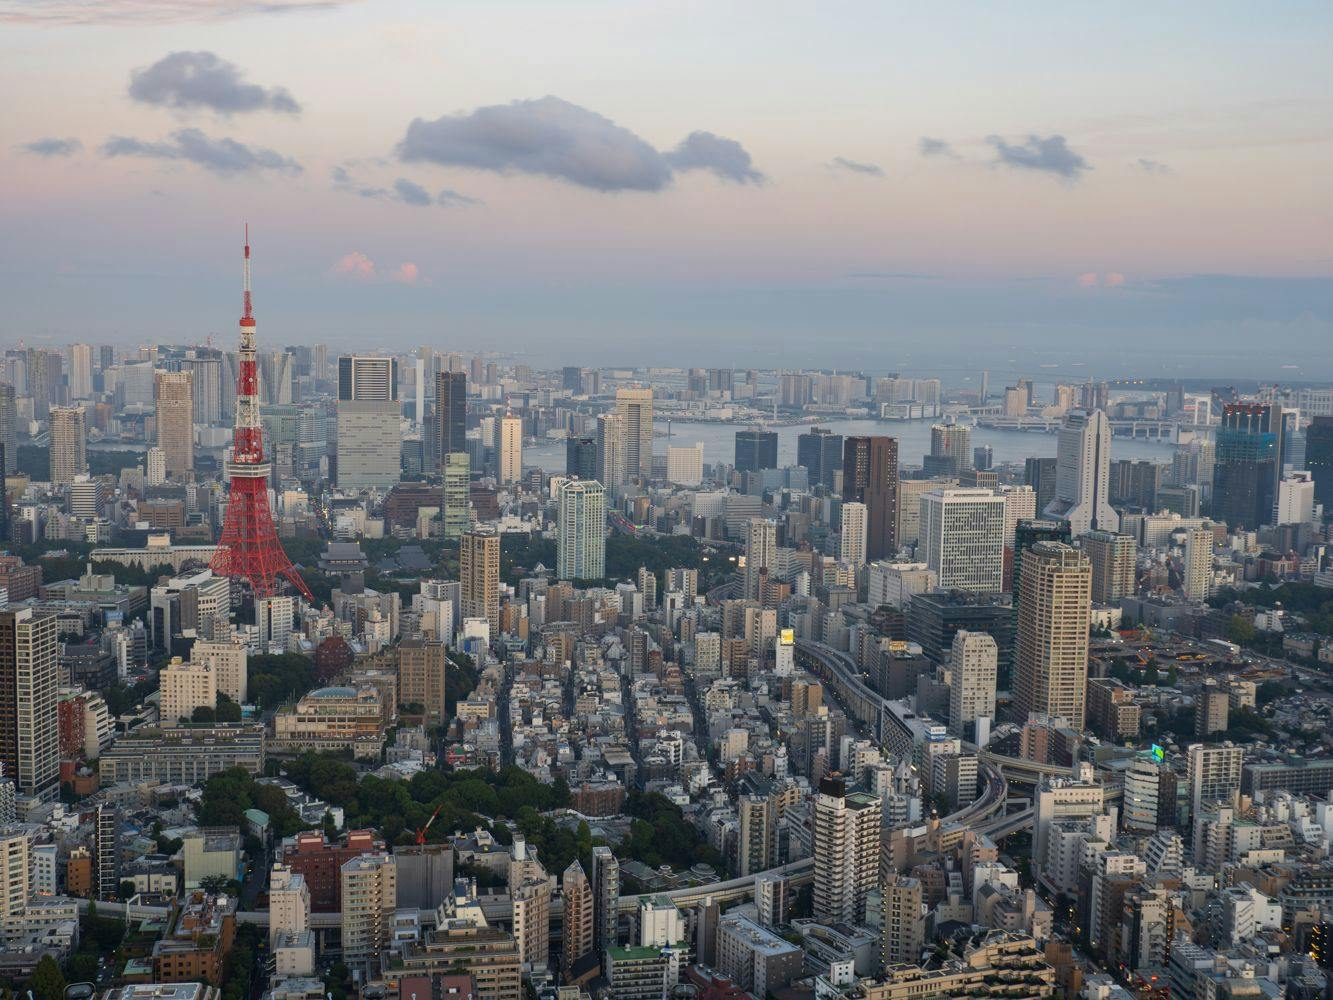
[{"left": 210, "top": 230, "right": 314, "bottom": 603}]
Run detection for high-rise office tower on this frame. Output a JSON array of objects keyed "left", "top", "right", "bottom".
[
  {"left": 811, "top": 774, "right": 881, "bottom": 925},
  {"left": 557, "top": 479, "right": 606, "bottom": 581},
  {"left": 735, "top": 429, "right": 778, "bottom": 473},
  {"left": 1306, "top": 416, "right": 1333, "bottom": 512},
  {"left": 0, "top": 608, "right": 59, "bottom": 800},
  {"left": 842, "top": 436, "right": 899, "bottom": 560},
  {"left": 48, "top": 405, "right": 87, "bottom": 485},
  {"left": 68, "top": 344, "right": 93, "bottom": 399},
  {"left": 433, "top": 371, "right": 467, "bottom": 466},
  {"left": 1276, "top": 471, "right": 1316, "bottom": 525},
  {"left": 839, "top": 501, "right": 868, "bottom": 566},
  {"left": 1081, "top": 530, "right": 1137, "bottom": 605},
  {"left": 1013, "top": 542, "right": 1092, "bottom": 730},
  {"left": 562, "top": 366, "right": 584, "bottom": 392},
  {"left": 1212, "top": 402, "right": 1282, "bottom": 531},
  {"left": 1181, "top": 525, "right": 1214, "bottom": 600},
  {"left": 441, "top": 451, "right": 471, "bottom": 540},
  {"left": 974, "top": 444, "right": 993, "bottom": 471},
  {"left": 336, "top": 355, "right": 400, "bottom": 489},
  {"left": 797, "top": 426, "right": 843, "bottom": 490},
  {"left": 155, "top": 371, "right": 195, "bottom": 478},
  {"left": 595, "top": 412, "right": 626, "bottom": 489},
  {"left": 460, "top": 531, "right": 500, "bottom": 640},
  {"left": 591, "top": 845, "right": 620, "bottom": 953},
  {"left": 0, "top": 382, "right": 15, "bottom": 474},
  {"left": 948, "top": 630, "right": 997, "bottom": 738},
  {"left": 1045, "top": 409, "right": 1117, "bottom": 536},
  {"left": 919, "top": 488, "right": 1005, "bottom": 593},
  {"left": 397, "top": 639, "right": 449, "bottom": 722},
  {"left": 615, "top": 387, "right": 654, "bottom": 479},
  {"left": 498, "top": 413, "right": 523, "bottom": 485},
  {"left": 743, "top": 518, "right": 777, "bottom": 600},
  {"left": 566, "top": 435, "right": 597, "bottom": 480},
  {"left": 95, "top": 802, "right": 120, "bottom": 900},
  {"left": 562, "top": 860, "right": 594, "bottom": 980},
  {"left": 927, "top": 422, "right": 972, "bottom": 474},
  {"left": 181, "top": 350, "right": 224, "bottom": 425},
  {"left": 1024, "top": 456, "right": 1058, "bottom": 513}
]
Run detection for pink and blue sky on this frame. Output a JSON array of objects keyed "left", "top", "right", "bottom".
[{"left": 3, "top": 0, "right": 1332, "bottom": 374}]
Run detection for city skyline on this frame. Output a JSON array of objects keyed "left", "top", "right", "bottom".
[{"left": 2, "top": 3, "right": 1333, "bottom": 372}]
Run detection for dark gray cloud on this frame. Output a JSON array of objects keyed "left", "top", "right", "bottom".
[
  {"left": 829, "top": 156, "right": 884, "bottom": 177},
  {"left": 1137, "top": 158, "right": 1172, "bottom": 175},
  {"left": 19, "top": 137, "right": 82, "bottom": 156},
  {"left": 918, "top": 137, "right": 958, "bottom": 159},
  {"left": 101, "top": 128, "right": 301, "bottom": 175},
  {"left": 0, "top": 1, "right": 357, "bottom": 25},
  {"left": 666, "top": 131, "right": 764, "bottom": 184},
  {"left": 987, "top": 133, "right": 1091, "bottom": 179},
  {"left": 392, "top": 177, "right": 432, "bottom": 206},
  {"left": 129, "top": 51, "right": 300, "bottom": 114},
  {"left": 398, "top": 95, "right": 760, "bottom": 192}
]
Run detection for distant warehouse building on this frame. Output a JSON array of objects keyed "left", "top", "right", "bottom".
[{"left": 1242, "top": 758, "right": 1333, "bottom": 799}]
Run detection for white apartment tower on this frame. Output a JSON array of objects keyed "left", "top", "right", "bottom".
[{"left": 1045, "top": 409, "right": 1118, "bottom": 536}]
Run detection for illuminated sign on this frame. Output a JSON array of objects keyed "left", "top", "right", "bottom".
[
  {"left": 1150, "top": 744, "right": 1165, "bottom": 762},
  {"left": 780, "top": 629, "right": 795, "bottom": 645}
]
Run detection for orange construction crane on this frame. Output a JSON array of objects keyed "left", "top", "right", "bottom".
[{"left": 415, "top": 803, "right": 444, "bottom": 845}]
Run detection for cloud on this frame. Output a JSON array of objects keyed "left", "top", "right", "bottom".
[
  {"left": 392, "top": 177, "right": 432, "bottom": 206},
  {"left": 398, "top": 95, "right": 760, "bottom": 192},
  {"left": 1137, "top": 158, "right": 1173, "bottom": 175},
  {"left": 987, "top": 133, "right": 1091, "bottom": 179},
  {"left": 0, "top": 0, "right": 358, "bottom": 25},
  {"left": 129, "top": 51, "right": 300, "bottom": 115},
  {"left": 332, "top": 251, "right": 376, "bottom": 280},
  {"left": 330, "top": 251, "right": 423, "bottom": 284},
  {"left": 437, "top": 188, "right": 480, "bottom": 207},
  {"left": 1077, "top": 272, "right": 1126, "bottom": 288},
  {"left": 665, "top": 131, "right": 764, "bottom": 184},
  {"left": 918, "top": 137, "right": 959, "bottom": 159},
  {"left": 333, "top": 165, "right": 479, "bottom": 208},
  {"left": 101, "top": 128, "right": 302, "bottom": 175},
  {"left": 828, "top": 156, "right": 884, "bottom": 177},
  {"left": 19, "top": 137, "right": 82, "bottom": 156}
]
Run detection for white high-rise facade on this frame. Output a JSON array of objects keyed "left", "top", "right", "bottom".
[
  {"left": 948, "top": 630, "right": 997, "bottom": 737},
  {"left": 1276, "top": 471, "right": 1316, "bottom": 525},
  {"left": 812, "top": 775, "right": 881, "bottom": 925},
  {"left": 919, "top": 488, "right": 1005, "bottom": 593},
  {"left": 1045, "top": 409, "right": 1118, "bottom": 536},
  {"left": 840, "top": 502, "right": 868, "bottom": 567},
  {"left": 557, "top": 479, "right": 606, "bottom": 581}
]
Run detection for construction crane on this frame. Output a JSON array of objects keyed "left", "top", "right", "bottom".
[{"left": 415, "top": 803, "right": 444, "bottom": 845}]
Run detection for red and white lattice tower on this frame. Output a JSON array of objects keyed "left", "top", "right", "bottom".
[{"left": 210, "top": 230, "right": 314, "bottom": 602}]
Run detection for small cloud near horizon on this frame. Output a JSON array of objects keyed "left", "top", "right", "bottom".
[
  {"left": 829, "top": 156, "right": 884, "bottom": 177},
  {"left": 918, "top": 137, "right": 959, "bottom": 159},
  {"left": 331, "top": 251, "right": 422, "bottom": 284},
  {"left": 1137, "top": 158, "right": 1173, "bottom": 175},
  {"left": 988, "top": 134, "right": 1091, "bottom": 180},
  {"left": 1077, "top": 271, "right": 1126, "bottom": 288},
  {"left": 19, "top": 137, "right": 82, "bottom": 156},
  {"left": 102, "top": 128, "right": 301, "bottom": 176}
]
